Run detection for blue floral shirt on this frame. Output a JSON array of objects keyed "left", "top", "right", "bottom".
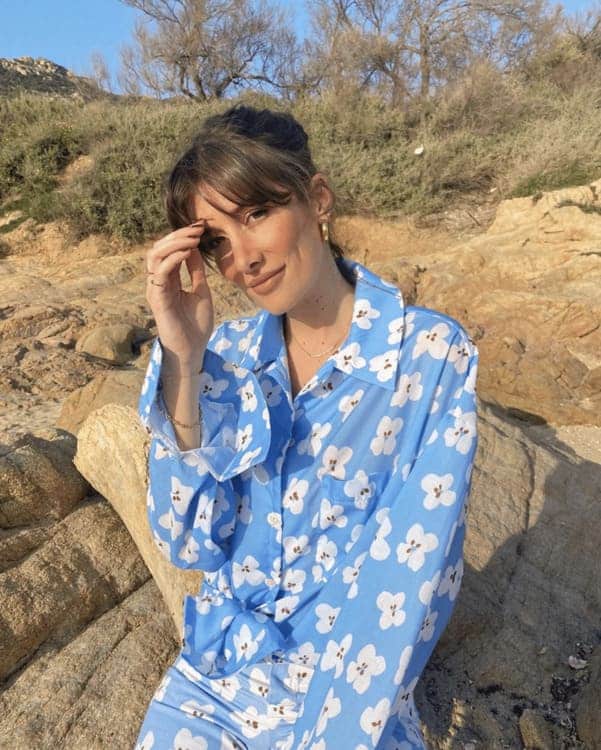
[{"left": 138, "top": 257, "right": 479, "bottom": 749}]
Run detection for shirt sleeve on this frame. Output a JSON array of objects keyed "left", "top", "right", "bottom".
[
  {"left": 289, "top": 328, "right": 479, "bottom": 748},
  {"left": 137, "top": 335, "right": 271, "bottom": 571}
]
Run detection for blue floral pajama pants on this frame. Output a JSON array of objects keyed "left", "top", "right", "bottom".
[{"left": 133, "top": 650, "right": 316, "bottom": 750}]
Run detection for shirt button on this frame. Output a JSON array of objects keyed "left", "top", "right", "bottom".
[{"left": 267, "top": 512, "right": 281, "bottom": 527}]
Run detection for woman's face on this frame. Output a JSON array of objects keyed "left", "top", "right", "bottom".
[{"left": 189, "top": 175, "right": 333, "bottom": 316}]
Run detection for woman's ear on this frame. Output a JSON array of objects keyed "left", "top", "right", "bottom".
[{"left": 309, "top": 173, "right": 335, "bottom": 221}]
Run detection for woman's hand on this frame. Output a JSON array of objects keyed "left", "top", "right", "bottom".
[{"left": 145, "top": 221, "right": 214, "bottom": 367}]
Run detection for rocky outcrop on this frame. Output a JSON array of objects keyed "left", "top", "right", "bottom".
[{"left": 0, "top": 57, "right": 105, "bottom": 100}]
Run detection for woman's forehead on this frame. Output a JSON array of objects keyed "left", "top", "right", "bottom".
[{"left": 191, "top": 184, "right": 241, "bottom": 220}]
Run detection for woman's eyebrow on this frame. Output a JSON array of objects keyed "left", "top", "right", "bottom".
[{"left": 193, "top": 206, "right": 247, "bottom": 229}]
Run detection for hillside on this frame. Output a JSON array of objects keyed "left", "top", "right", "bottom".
[{"left": 0, "top": 56, "right": 108, "bottom": 101}]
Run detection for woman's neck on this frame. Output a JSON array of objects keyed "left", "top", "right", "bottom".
[{"left": 284, "top": 257, "right": 356, "bottom": 353}]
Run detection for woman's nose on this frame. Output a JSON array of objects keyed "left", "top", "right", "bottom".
[{"left": 231, "top": 234, "right": 263, "bottom": 274}]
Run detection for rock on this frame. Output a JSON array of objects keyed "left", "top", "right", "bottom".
[
  {"left": 57, "top": 367, "right": 144, "bottom": 436},
  {"left": 0, "top": 429, "right": 89, "bottom": 527},
  {"left": 0, "top": 495, "right": 150, "bottom": 683},
  {"left": 75, "top": 323, "right": 140, "bottom": 364},
  {"left": 0, "top": 581, "right": 177, "bottom": 749},
  {"left": 575, "top": 645, "right": 601, "bottom": 749},
  {"left": 519, "top": 709, "right": 555, "bottom": 749},
  {"left": 73, "top": 403, "right": 202, "bottom": 637}
]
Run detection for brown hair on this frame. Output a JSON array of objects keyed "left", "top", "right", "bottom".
[{"left": 163, "top": 104, "right": 345, "bottom": 269}]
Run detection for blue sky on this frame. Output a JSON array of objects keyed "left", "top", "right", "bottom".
[{"left": 0, "top": 0, "right": 595, "bottom": 92}]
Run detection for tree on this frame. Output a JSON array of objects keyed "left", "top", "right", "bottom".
[
  {"left": 89, "top": 50, "right": 113, "bottom": 93},
  {"left": 303, "top": 0, "right": 561, "bottom": 107},
  {"left": 117, "top": 0, "right": 303, "bottom": 100}
]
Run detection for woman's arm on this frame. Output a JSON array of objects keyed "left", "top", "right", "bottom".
[{"left": 138, "top": 332, "right": 271, "bottom": 571}]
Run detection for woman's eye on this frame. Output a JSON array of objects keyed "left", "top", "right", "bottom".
[{"left": 248, "top": 207, "right": 268, "bottom": 221}]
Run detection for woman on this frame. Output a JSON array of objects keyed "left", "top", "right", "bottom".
[{"left": 135, "top": 104, "right": 479, "bottom": 750}]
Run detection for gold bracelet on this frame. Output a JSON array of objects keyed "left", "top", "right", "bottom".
[
  {"left": 159, "top": 393, "right": 201, "bottom": 429},
  {"left": 160, "top": 367, "right": 203, "bottom": 380}
]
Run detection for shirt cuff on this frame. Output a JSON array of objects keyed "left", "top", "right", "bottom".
[{"left": 137, "top": 336, "right": 271, "bottom": 481}]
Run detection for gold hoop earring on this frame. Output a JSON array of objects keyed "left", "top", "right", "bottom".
[{"left": 320, "top": 221, "right": 330, "bottom": 244}]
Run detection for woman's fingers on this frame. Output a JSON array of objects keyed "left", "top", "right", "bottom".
[{"left": 146, "top": 249, "right": 192, "bottom": 290}]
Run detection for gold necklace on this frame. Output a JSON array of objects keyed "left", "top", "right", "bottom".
[{"left": 286, "top": 321, "right": 348, "bottom": 359}]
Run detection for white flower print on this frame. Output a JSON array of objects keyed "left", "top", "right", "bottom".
[
  {"left": 369, "top": 349, "right": 399, "bottom": 383},
  {"left": 232, "top": 623, "right": 265, "bottom": 663},
  {"left": 344, "top": 470, "right": 376, "bottom": 509},
  {"left": 235, "top": 424, "right": 254, "bottom": 453},
  {"left": 151, "top": 531, "right": 171, "bottom": 561},
  {"left": 396, "top": 523, "right": 439, "bottom": 571},
  {"left": 342, "top": 551, "right": 368, "bottom": 599},
  {"left": 233, "top": 493, "right": 252, "bottom": 524},
  {"left": 297, "top": 421, "right": 332, "bottom": 456},
  {"left": 230, "top": 319, "right": 250, "bottom": 332},
  {"left": 421, "top": 472, "right": 456, "bottom": 510},
  {"left": 170, "top": 476, "right": 194, "bottom": 515},
  {"left": 391, "top": 371, "right": 423, "bottom": 408},
  {"left": 346, "top": 643, "right": 386, "bottom": 694},
  {"left": 333, "top": 342, "right": 366, "bottom": 373},
  {"left": 274, "top": 732, "right": 295, "bottom": 750},
  {"left": 317, "top": 497, "right": 348, "bottom": 530},
  {"left": 237, "top": 379, "right": 258, "bottom": 412},
  {"left": 193, "top": 493, "right": 215, "bottom": 534},
  {"left": 284, "top": 659, "right": 316, "bottom": 692},
  {"left": 339, "top": 388, "right": 364, "bottom": 422},
  {"left": 312, "top": 564, "right": 326, "bottom": 584},
  {"left": 316, "top": 687, "right": 342, "bottom": 736},
  {"left": 315, "top": 534, "right": 338, "bottom": 571},
  {"left": 209, "top": 674, "right": 242, "bottom": 702},
  {"left": 412, "top": 321, "right": 452, "bottom": 360},
  {"left": 283, "top": 534, "right": 310, "bottom": 564},
  {"left": 195, "top": 587, "right": 223, "bottom": 615},
  {"left": 370, "top": 415, "right": 403, "bottom": 455},
  {"left": 152, "top": 673, "right": 171, "bottom": 701},
  {"left": 449, "top": 340, "right": 471, "bottom": 374},
  {"left": 283, "top": 477, "right": 309, "bottom": 515},
  {"left": 158, "top": 507, "right": 183, "bottom": 540},
  {"left": 198, "top": 371, "right": 228, "bottom": 399},
  {"left": 315, "top": 603, "right": 340, "bottom": 634},
  {"left": 404, "top": 310, "right": 416, "bottom": 337},
  {"left": 308, "top": 739, "right": 326, "bottom": 750},
  {"left": 134, "top": 731, "right": 154, "bottom": 750},
  {"left": 238, "top": 446, "right": 262, "bottom": 471},
  {"left": 289, "top": 641, "right": 320, "bottom": 668},
  {"left": 222, "top": 360, "right": 249, "bottom": 379},
  {"left": 345, "top": 522, "right": 364, "bottom": 553},
  {"left": 249, "top": 666, "right": 271, "bottom": 699},
  {"left": 232, "top": 703, "right": 269, "bottom": 738},
  {"left": 260, "top": 378, "right": 283, "bottom": 406},
  {"left": 419, "top": 608, "right": 439, "bottom": 642},
  {"left": 213, "top": 486, "right": 229, "bottom": 523},
  {"left": 353, "top": 298, "right": 381, "bottom": 329},
  {"left": 309, "top": 370, "right": 344, "bottom": 398},
  {"left": 317, "top": 445, "right": 353, "bottom": 479},
  {"left": 238, "top": 329, "right": 254, "bottom": 353},
  {"left": 393, "top": 646, "right": 413, "bottom": 686},
  {"left": 376, "top": 591, "right": 407, "bottom": 629},
  {"left": 212, "top": 336, "right": 232, "bottom": 355},
  {"left": 321, "top": 633, "right": 353, "bottom": 678},
  {"left": 392, "top": 675, "right": 419, "bottom": 720},
  {"left": 179, "top": 699, "right": 216, "bottom": 721},
  {"left": 418, "top": 570, "right": 441, "bottom": 607},
  {"left": 274, "top": 594, "right": 300, "bottom": 622},
  {"left": 359, "top": 697, "right": 390, "bottom": 747},
  {"left": 281, "top": 567, "right": 307, "bottom": 595},
  {"left": 438, "top": 558, "right": 463, "bottom": 600},
  {"left": 444, "top": 408, "right": 477, "bottom": 454},
  {"left": 170, "top": 728, "right": 208, "bottom": 750},
  {"left": 370, "top": 508, "right": 392, "bottom": 561},
  {"left": 232, "top": 555, "right": 266, "bottom": 587},
  {"left": 387, "top": 316, "right": 405, "bottom": 344}
]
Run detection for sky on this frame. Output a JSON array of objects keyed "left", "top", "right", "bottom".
[{"left": 0, "top": 0, "right": 596, "bottom": 93}]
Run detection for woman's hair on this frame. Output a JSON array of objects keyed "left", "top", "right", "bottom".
[{"left": 163, "top": 104, "right": 345, "bottom": 268}]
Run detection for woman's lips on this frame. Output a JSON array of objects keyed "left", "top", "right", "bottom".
[{"left": 248, "top": 266, "right": 285, "bottom": 293}]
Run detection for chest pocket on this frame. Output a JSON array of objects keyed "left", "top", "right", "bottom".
[{"left": 320, "top": 469, "right": 391, "bottom": 511}]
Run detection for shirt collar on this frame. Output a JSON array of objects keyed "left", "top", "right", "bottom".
[{"left": 237, "top": 257, "right": 405, "bottom": 391}]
